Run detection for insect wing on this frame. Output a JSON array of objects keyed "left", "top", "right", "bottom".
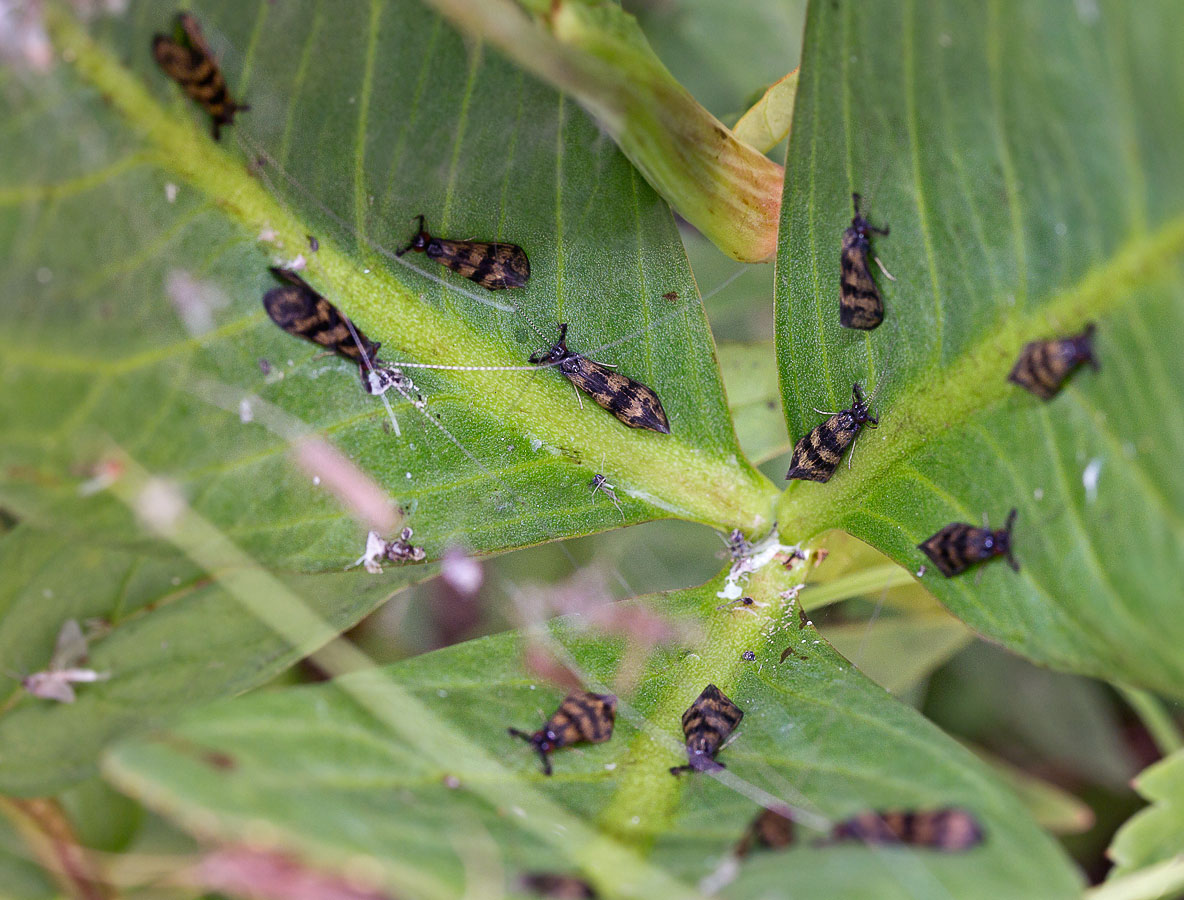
[
  {"left": 565, "top": 359, "right": 671, "bottom": 434},
  {"left": 917, "top": 522, "right": 974, "bottom": 577},
  {"left": 785, "top": 412, "right": 850, "bottom": 483},
  {"left": 555, "top": 691, "right": 617, "bottom": 745},
  {"left": 49, "top": 618, "right": 88, "bottom": 670},
  {"left": 839, "top": 227, "right": 883, "bottom": 330},
  {"left": 428, "top": 239, "right": 530, "bottom": 290},
  {"left": 22, "top": 673, "right": 77, "bottom": 703}
]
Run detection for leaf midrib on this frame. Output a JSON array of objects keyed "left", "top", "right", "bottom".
[{"left": 777, "top": 213, "right": 1184, "bottom": 539}]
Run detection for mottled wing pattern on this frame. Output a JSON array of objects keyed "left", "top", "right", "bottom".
[
  {"left": 785, "top": 412, "right": 859, "bottom": 482},
  {"left": 22, "top": 673, "right": 77, "bottom": 703},
  {"left": 563, "top": 360, "right": 671, "bottom": 434},
  {"left": 839, "top": 228, "right": 883, "bottom": 329},
  {"left": 832, "top": 809, "right": 983, "bottom": 851},
  {"left": 917, "top": 522, "right": 980, "bottom": 577},
  {"left": 427, "top": 239, "right": 530, "bottom": 290},
  {"left": 49, "top": 619, "right": 88, "bottom": 669},
  {"left": 1009, "top": 340, "right": 1072, "bottom": 399},
  {"left": 262, "top": 270, "right": 379, "bottom": 364},
  {"left": 676, "top": 684, "right": 743, "bottom": 771},
  {"left": 552, "top": 691, "right": 617, "bottom": 746},
  {"left": 738, "top": 808, "right": 796, "bottom": 856},
  {"left": 519, "top": 873, "right": 597, "bottom": 899},
  {"left": 152, "top": 14, "right": 245, "bottom": 140}
]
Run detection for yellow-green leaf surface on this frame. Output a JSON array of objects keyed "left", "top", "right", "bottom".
[
  {"left": 105, "top": 566, "right": 1081, "bottom": 900},
  {"left": 775, "top": 0, "right": 1184, "bottom": 696},
  {"left": 0, "top": 0, "right": 776, "bottom": 576}
]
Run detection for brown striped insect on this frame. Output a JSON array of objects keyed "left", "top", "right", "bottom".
[
  {"left": 1009, "top": 323, "right": 1098, "bottom": 400},
  {"left": 530, "top": 324, "right": 671, "bottom": 434},
  {"left": 839, "top": 193, "right": 891, "bottom": 330},
  {"left": 670, "top": 683, "right": 743, "bottom": 775},
  {"left": 785, "top": 381, "right": 879, "bottom": 483},
  {"left": 509, "top": 691, "right": 617, "bottom": 776},
  {"left": 262, "top": 267, "right": 382, "bottom": 385},
  {"left": 826, "top": 808, "right": 984, "bottom": 851},
  {"left": 396, "top": 215, "right": 530, "bottom": 290},
  {"left": 519, "top": 873, "right": 597, "bottom": 899},
  {"left": 737, "top": 807, "right": 796, "bottom": 857},
  {"left": 152, "top": 13, "right": 248, "bottom": 141},
  {"left": 918, "top": 508, "right": 1019, "bottom": 577}
]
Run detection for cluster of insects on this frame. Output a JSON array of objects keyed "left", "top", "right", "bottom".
[
  {"left": 506, "top": 683, "right": 746, "bottom": 778},
  {"left": 786, "top": 192, "right": 1101, "bottom": 578}
]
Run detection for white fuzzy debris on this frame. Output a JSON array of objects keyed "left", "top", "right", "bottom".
[
  {"left": 312, "top": 476, "right": 321, "bottom": 486},
  {"left": 285, "top": 253, "right": 306, "bottom": 271},
  {"left": 238, "top": 398, "right": 253, "bottom": 424},
  {"left": 699, "top": 855, "right": 740, "bottom": 895},
  {"left": 166, "top": 269, "right": 229, "bottom": 335},
  {"left": 134, "top": 478, "right": 186, "bottom": 535},
  {"left": 350, "top": 531, "right": 389, "bottom": 574},
  {"left": 441, "top": 547, "right": 483, "bottom": 596},
  {"left": 1033, "top": 487, "right": 1044, "bottom": 501},
  {"left": 716, "top": 530, "right": 798, "bottom": 601},
  {"left": 257, "top": 227, "right": 278, "bottom": 243},
  {"left": 165, "top": 182, "right": 178, "bottom": 203},
  {"left": 1083, "top": 457, "right": 1102, "bottom": 503}
]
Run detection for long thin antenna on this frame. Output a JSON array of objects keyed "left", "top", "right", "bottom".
[{"left": 339, "top": 313, "right": 401, "bottom": 437}]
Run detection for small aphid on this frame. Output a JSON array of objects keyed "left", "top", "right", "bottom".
[
  {"left": 670, "top": 684, "right": 743, "bottom": 775},
  {"left": 737, "top": 807, "right": 796, "bottom": 857},
  {"left": 307, "top": 234, "right": 319, "bottom": 252},
  {"left": 352, "top": 528, "right": 426, "bottom": 573},
  {"left": 827, "top": 808, "right": 984, "bottom": 851},
  {"left": 509, "top": 691, "right": 617, "bottom": 776},
  {"left": 1009, "top": 323, "right": 1098, "bottom": 400},
  {"left": 529, "top": 324, "right": 671, "bottom": 434},
  {"left": 786, "top": 382, "right": 879, "bottom": 483},
  {"left": 589, "top": 473, "right": 623, "bottom": 517},
  {"left": 396, "top": 214, "right": 530, "bottom": 290},
  {"left": 663, "top": 291, "right": 679, "bottom": 302},
  {"left": 721, "top": 528, "right": 751, "bottom": 560},
  {"left": 839, "top": 193, "right": 890, "bottom": 329},
  {"left": 262, "top": 267, "right": 381, "bottom": 387},
  {"left": 716, "top": 596, "right": 755, "bottom": 612},
  {"left": 519, "top": 873, "right": 597, "bottom": 899},
  {"left": 741, "top": 650, "right": 756, "bottom": 662},
  {"left": 918, "top": 508, "right": 1019, "bottom": 577},
  {"left": 152, "top": 13, "right": 248, "bottom": 140},
  {"left": 19, "top": 620, "right": 110, "bottom": 703}
]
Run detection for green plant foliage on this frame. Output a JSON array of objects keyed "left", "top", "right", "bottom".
[
  {"left": 1107, "top": 747, "right": 1184, "bottom": 879},
  {"left": 0, "top": 525, "right": 412, "bottom": 795},
  {"left": 106, "top": 573, "right": 1081, "bottom": 900},
  {"left": 775, "top": 0, "right": 1184, "bottom": 697}
]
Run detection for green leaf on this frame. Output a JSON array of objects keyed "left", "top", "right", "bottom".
[
  {"left": 1108, "top": 747, "right": 1184, "bottom": 879},
  {"left": 0, "top": 524, "right": 411, "bottom": 795},
  {"left": 104, "top": 566, "right": 1081, "bottom": 900},
  {"left": 0, "top": 0, "right": 777, "bottom": 576},
  {"left": 774, "top": 0, "right": 1184, "bottom": 696},
  {"left": 718, "top": 341, "right": 790, "bottom": 465},
  {"left": 822, "top": 612, "right": 972, "bottom": 696}
]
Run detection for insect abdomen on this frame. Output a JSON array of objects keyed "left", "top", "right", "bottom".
[
  {"left": 426, "top": 239, "right": 530, "bottom": 290},
  {"left": 564, "top": 359, "right": 671, "bottom": 434},
  {"left": 785, "top": 412, "right": 859, "bottom": 482},
  {"left": 553, "top": 691, "right": 617, "bottom": 745},
  {"left": 839, "top": 229, "right": 883, "bottom": 330}
]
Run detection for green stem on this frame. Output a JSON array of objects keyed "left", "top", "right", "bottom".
[
  {"left": 45, "top": 6, "right": 779, "bottom": 536},
  {"left": 1118, "top": 686, "right": 1184, "bottom": 757},
  {"left": 800, "top": 563, "right": 916, "bottom": 611}
]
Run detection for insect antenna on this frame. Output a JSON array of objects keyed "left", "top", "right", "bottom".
[
  {"left": 339, "top": 313, "right": 402, "bottom": 437},
  {"left": 395, "top": 214, "right": 426, "bottom": 257},
  {"left": 507, "top": 727, "right": 552, "bottom": 775}
]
